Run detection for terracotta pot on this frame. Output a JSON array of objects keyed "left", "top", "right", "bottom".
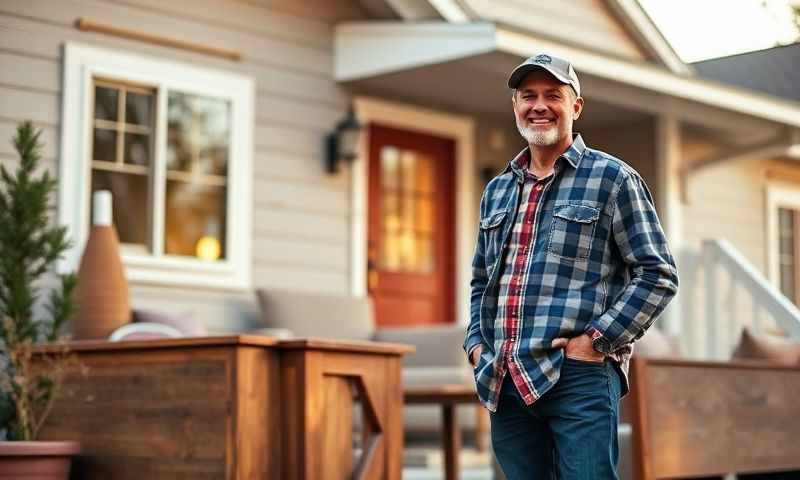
[
  {"left": 0, "top": 441, "right": 80, "bottom": 479},
  {"left": 72, "top": 225, "right": 131, "bottom": 339}
]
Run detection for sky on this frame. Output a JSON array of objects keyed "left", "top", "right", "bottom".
[{"left": 638, "top": 0, "right": 800, "bottom": 62}]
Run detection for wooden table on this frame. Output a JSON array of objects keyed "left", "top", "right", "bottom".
[
  {"left": 35, "top": 335, "right": 413, "bottom": 480},
  {"left": 404, "top": 384, "right": 480, "bottom": 480}
]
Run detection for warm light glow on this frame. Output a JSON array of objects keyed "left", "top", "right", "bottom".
[{"left": 195, "top": 236, "right": 221, "bottom": 261}]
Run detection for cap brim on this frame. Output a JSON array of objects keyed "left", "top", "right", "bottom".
[{"left": 507, "top": 64, "right": 573, "bottom": 90}]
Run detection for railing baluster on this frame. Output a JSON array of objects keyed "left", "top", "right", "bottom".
[
  {"left": 704, "top": 243, "right": 718, "bottom": 360},
  {"left": 727, "top": 279, "right": 737, "bottom": 359}
]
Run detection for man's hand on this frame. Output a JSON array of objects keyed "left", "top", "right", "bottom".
[
  {"left": 552, "top": 333, "right": 605, "bottom": 363},
  {"left": 470, "top": 345, "right": 483, "bottom": 367}
]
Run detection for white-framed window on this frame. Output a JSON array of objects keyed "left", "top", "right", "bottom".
[
  {"left": 59, "top": 43, "right": 254, "bottom": 290},
  {"left": 766, "top": 183, "right": 800, "bottom": 304}
]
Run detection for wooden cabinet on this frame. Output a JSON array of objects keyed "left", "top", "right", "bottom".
[{"left": 35, "top": 335, "right": 412, "bottom": 479}]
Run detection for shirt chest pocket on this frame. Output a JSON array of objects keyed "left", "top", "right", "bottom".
[
  {"left": 547, "top": 204, "right": 600, "bottom": 260},
  {"left": 480, "top": 210, "right": 508, "bottom": 270}
]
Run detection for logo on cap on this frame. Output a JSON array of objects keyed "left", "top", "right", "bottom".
[{"left": 533, "top": 54, "right": 552, "bottom": 65}]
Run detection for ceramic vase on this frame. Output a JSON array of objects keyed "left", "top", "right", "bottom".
[{"left": 72, "top": 191, "right": 130, "bottom": 339}]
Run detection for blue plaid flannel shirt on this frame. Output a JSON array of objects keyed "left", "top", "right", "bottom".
[{"left": 464, "top": 134, "right": 679, "bottom": 412}]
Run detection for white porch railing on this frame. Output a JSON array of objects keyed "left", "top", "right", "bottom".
[{"left": 680, "top": 239, "right": 800, "bottom": 360}]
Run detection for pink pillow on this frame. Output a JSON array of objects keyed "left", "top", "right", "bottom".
[{"left": 732, "top": 327, "right": 800, "bottom": 365}]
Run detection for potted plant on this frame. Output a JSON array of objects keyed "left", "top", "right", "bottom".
[{"left": 0, "top": 121, "right": 82, "bottom": 479}]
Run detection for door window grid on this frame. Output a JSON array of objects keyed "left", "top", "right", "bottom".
[{"left": 379, "top": 146, "right": 436, "bottom": 273}]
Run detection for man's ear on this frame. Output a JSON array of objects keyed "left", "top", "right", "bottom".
[{"left": 573, "top": 96, "right": 584, "bottom": 121}]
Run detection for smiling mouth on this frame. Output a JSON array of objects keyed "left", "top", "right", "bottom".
[{"left": 528, "top": 119, "right": 555, "bottom": 126}]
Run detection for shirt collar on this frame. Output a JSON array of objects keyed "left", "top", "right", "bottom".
[{"left": 507, "top": 134, "right": 586, "bottom": 181}]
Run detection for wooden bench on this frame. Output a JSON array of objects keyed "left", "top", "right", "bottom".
[{"left": 628, "top": 357, "right": 800, "bottom": 480}]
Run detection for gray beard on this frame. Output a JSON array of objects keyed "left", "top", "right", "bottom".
[{"left": 516, "top": 119, "right": 559, "bottom": 146}]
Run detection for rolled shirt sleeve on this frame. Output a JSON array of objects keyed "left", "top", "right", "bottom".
[{"left": 587, "top": 172, "right": 679, "bottom": 353}]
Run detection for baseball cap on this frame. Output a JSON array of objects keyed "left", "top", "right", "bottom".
[{"left": 507, "top": 53, "right": 581, "bottom": 97}]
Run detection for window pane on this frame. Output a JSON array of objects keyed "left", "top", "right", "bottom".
[
  {"left": 125, "top": 91, "right": 152, "bottom": 126},
  {"left": 781, "top": 265, "right": 796, "bottom": 302},
  {"left": 124, "top": 132, "right": 151, "bottom": 167},
  {"left": 94, "top": 86, "right": 118, "bottom": 121},
  {"left": 164, "top": 180, "right": 227, "bottom": 260},
  {"left": 167, "top": 92, "right": 230, "bottom": 176},
  {"left": 778, "top": 208, "right": 797, "bottom": 302},
  {"left": 93, "top": 129, "right": 117, "bottom": 162},
  {"left": 91, "top": 170, "right": 149, "bottom": 249}
]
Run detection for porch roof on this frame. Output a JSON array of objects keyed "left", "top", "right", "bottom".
[{"left": 335, "top": 21, "right": 800, "bottom": 133}]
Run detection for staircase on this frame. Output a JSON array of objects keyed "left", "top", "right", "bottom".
[{"left": 679, "top": 239, "right": 800, "bottom": 359}]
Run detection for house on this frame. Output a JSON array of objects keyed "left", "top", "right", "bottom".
[{"left": 1, "top": 0, "right": 799, "bottom": 363}]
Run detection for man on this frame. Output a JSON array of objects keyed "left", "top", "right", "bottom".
[{"left": 463, "top": 53, "right": 679, "bottom": 479}]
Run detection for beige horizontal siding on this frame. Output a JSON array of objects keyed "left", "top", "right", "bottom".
[
  {"left": 253, "top": 209, "right": 349, "bottom": 244},
  {"left": 682, "top": 134, "right": 768, "bottom": 273},
  {"left": 0, "top": 0, "right": 334, "bottom": 76},
  {"left": 0, "top": 0, "right": 366, "bottom": 331}
]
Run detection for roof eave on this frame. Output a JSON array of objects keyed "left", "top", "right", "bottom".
[{"left": 335, "top": 21, "right": 800, "bottom": 129}]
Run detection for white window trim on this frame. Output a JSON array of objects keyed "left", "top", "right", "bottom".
[
  {"left": 351, "top": 96, "right": 475, "bottom": 326},
  {"left": 765, "top": 182, "right": 800, "bottom": 289},
  {"left": 59, "top": 43, "right": 254, "bottom": 290}
]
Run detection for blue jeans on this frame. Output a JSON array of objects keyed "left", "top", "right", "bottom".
[{"left": 490, "top": 358, "right": 622, "bottom": 480}]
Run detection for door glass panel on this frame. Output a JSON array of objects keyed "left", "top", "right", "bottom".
[
  {"left": 382, "top": 193, "right": 400, "bottom": 233},
  {"left": 400, "top": 151, "right": 416, "bottom": 191},
  {"left": 381, "top": 147, "right": 400, "bottom": 190},
  {"left": 416, "top": 197, "right": 433, "bottom": 233},
  {"left": 379, "top": 145, "right": 435, "bottom": 274},
  {"left": 416, "top": 154, "right": 435, "bottom": 194},
  {"left": 402, "top": 192, "right": 416, "bottom": 232}
]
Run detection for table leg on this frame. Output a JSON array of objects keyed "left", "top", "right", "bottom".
[{"left": 442, "top": 404, "right": 459, "bottom": 480}]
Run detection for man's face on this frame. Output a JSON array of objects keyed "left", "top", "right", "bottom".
[{"left": 512, "top": 70, "right": 583, "bottom": 147}]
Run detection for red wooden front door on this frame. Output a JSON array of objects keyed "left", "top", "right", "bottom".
[{"left": 367, "top": 124, "right": 456, "bottom": 328}]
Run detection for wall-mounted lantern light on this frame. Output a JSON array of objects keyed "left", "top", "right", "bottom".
[{"left": 326, "top": 107, "right": 362, "bottom": 174}]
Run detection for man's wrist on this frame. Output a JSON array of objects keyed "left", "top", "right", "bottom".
[
  {"left": 467, "top": 344, "right": 482, "bottom": 366},
  {"left": 587, "top": 327, "right": 613, "bottom": 354}
]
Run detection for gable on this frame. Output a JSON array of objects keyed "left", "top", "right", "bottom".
[{"left": 460, "top": 0, "right": 650, "bottom": 62}]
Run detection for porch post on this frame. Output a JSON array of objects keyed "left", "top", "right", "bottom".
[{"left": 656, "top": 114, "right": 683, "bottom": 336}]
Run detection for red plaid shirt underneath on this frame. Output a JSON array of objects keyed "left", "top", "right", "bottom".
[{"left": 495, "top": 155, "right": 551, "bottom": 404}]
